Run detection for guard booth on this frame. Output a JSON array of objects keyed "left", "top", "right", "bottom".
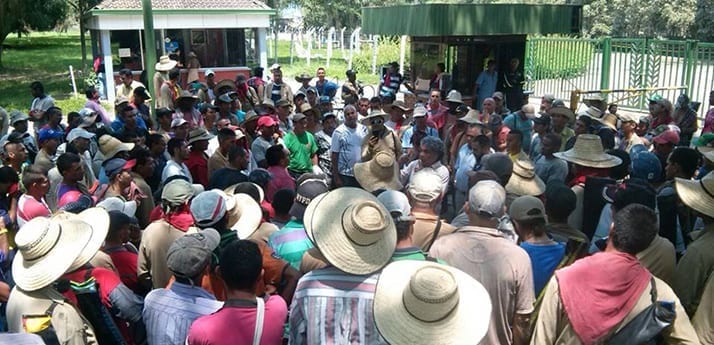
[{"left": 361, "top": 3, "right": 582, "bottom": 105}]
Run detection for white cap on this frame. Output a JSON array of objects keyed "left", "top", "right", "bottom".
[
  {"left": 377, "top": 190, "right": 414, "bottom": 222},
  {"left": 97, "top": 197, "right": 137, "bottom": 217},
  {"left": 66, "top": 128, "right": 95, "bottom": 143},
  {"left": 412, "top": 106, "right": 428, "bottom": 118},
  {"left": 407, "top": 168, "right": 443, "bottom": 203},
  {"left": 468, "top": 180, "right": 506, "bottom": 218},
  {"left": 205, "top": 69, "right": 215, "bottom": 76},
  {"left": 171, "top": 117, "right": 188, "bottom": 128}
]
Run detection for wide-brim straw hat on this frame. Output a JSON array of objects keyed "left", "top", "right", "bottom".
[
  {"left": 547, "top": 105, "right": 575, "bottom": 122},
  {"left": 354, "top": 152, "right": 403, "bottom": 192},
  {"left": 505, "top": 158, "right": 546, "bottom": 196},
  {"left": 304, "top": 187, "right": 396, "bottom": 275},
  {"left": 458, "top": 109, "right": 483, "bottom": 125},
  {"left": 696, "top": 146, "right": 714, "bottom": 162},
  {"left": 99, "top": 135, "right": 135, "bottom": 161},
  {"left": 554, "top": 134, "right": 622, "bottom": 168},
  {"left": 581, "top": 106, "right": 616, "bottom": 131},
  {"left": 675, "top": 172, "right": 714, "bottom": 218},
  {"left": 384, "top": 100, "right": 412, "bottom": 113},
  {"left": 360, "top": 109, "right": 389, "bottom": 125},
  {"left": 295, "top": 73, "right": 313, "bottom": 83},
  {"left": 373, "top": 260, "right": 492, "bottom": 345},
  {"left": 187, "top": 127, "right": 215, "bottom": 145},
  {"left": 215, "top": 79, "right": 237, "bottom": 93},
  {"left": 223, "top": 192, "right": 262, "bottom": 239},
  {"left": 177, "top": 90, "right": 199, "bottom": 103},
  {"left": 155, "top": 55, "right": 178, "bottom": 72},
  {"left": 297, "top": 103, "right": 319, "bottom": 118},
  {"left": 13, "top": 207, "right": 109, "bottom": 291}
]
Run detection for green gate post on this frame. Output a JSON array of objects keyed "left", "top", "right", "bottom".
[
  {"left": 600, "top": 37, "right": 612, "bottom": 93},
  {"left": 141, "top": 0, "right": 157, "bottom": 110},
  {"left": 683, "top": 40, "right": 697, "bottom": 94}
]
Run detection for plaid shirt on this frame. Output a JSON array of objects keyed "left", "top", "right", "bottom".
[{"left": 288, "top": 267, "right": 387, "bottom": 345}]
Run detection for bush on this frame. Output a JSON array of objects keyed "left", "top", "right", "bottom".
[
  {"left": 530, "top": 39, "right": 595, "bottom": 80},
  {"left": 351, "top": 37, "right": 410, "bottom": 77}
]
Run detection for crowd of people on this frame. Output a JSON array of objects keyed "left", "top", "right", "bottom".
[{"left": 0, "top": 55, "right": 712, "bottom": 345}]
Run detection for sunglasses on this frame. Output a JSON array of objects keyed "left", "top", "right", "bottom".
[{"left": 370, "top": 118, "right": 384, "bottom": 125}]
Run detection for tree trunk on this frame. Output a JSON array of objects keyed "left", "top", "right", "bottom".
[{"left": 80, "top": 19, "right": 87, "bottom": 72}]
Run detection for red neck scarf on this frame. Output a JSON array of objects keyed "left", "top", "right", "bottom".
[
  {"left": 569, "top": 167, "right": 610, "bottom": 187},
  {"left": 555, "top": 251, "right": 651, "bottom": 345},
  {"left": 163, "top": 205, "right": 195, "bottom": 232}
]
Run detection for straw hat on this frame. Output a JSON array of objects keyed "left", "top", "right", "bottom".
[
  {"left": 360, "top": 109, "right": 389, "bottom": 125},
  {"left": 187, "top": 127, "right": 215, "bottom": 145},
  {"left": 215, "top": 79, "right": 237, "bottom": 93},
  {"left": 554, "top": 134, "right": 622, "bottom": 168},
  {"left": 177, "top": 90, "right": 199, "bottom": 103},
  {"left": 505, "top": 158, "right": 546, "bottom": 196},
  {"left": 384, "top": 100, "right": 411, "bottom": 113},
  {"left": 457, "top": 109, "right": 483, "bottom": 125},
  {"left": 373, "top": 261, "right": 491, "bottom": 345},
  {"left": 12, "top": 207, "right": 109, "bottom": 291},
  {"left": 297, "top": 103, "right": 320, "bottom": 118},
  {"left": 547, "top": 105, "right": 575, "bottom": 122},
  {"left": 304, "top": 187, "right": 396, "bottom": 275},
  {"left": 675, "top": 171, "right": 714, "bottom": 218},
  {"left": 98, "top": 135, "right": 135, "bottom": 161},
  {"left": 446, "top": 90, "right": 464, "bottom": 104},
  {"left": 223, "top": 193, "right": 262, "bottom": 239},
  {"left": 581, "top": 106, "right": 617, "bottom": 131},
  {"left": 354, "top": 152, "right": 403, "bottom": 192},
  {"left": 155, "top": 55, "right": 178, "bottom": 72},
  {"left": 295, "top": 73, "right": 313, "bottom": 83}
]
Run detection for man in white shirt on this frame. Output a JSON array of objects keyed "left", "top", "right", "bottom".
[
  {"left": 162, "top": 137, "right": 193, "bottom": 183},
  {"left": 331, "top": 105, "right": 368, "bottom": 188}
]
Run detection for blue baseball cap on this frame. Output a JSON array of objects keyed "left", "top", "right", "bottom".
[
  {"left": 38, "top": 127, "right": 64, "bottom": 142},
  {"left": 631, "top": 151, "right": 662, "bottom": 184},
  {"left": 319, "top": 95, "right": 331, "bottom": 104}
]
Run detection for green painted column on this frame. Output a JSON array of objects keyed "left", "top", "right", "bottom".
[
  {"left": 683, "top": 40, "right": 697, "bottom": 94},
  {"left": 600, "top": 36, "right": 611, "bottom": 92},
  {"left": 142, "top": 0, "right": 157, "bottom": 101}
]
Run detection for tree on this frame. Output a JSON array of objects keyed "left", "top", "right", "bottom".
[
  {"left": 0, "top": 0, "right": 67, "bottom": 68},
  {"left": 68, "top": 0, "right": 100, "bottom": 71}
]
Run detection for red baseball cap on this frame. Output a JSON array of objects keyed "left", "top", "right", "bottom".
[
  {"left": 257, "top": 116, "right": 278, "bottom": 128},
  {"left": 653, "top": 130, "right": 680, "bottom": 145}
]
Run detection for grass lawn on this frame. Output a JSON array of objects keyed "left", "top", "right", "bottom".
[
  {"left": 0, "top": 31, "right": 91, "bottom": 112},
  {"left": 0, "top": 31, "right": 395, "bottom": 112}
]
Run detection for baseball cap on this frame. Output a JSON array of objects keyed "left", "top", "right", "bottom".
[
  {"left": 509, "top": 195, "right": 546, "bottom": 222},
  {"left": 257, "top": 116, "right": 278, "bottom": 128},
  {"left": 217, "top": 93, "right": 233, "bottom": 103},
  {"left": 492, "top": 91, "right": 504, "bottom": 100},
  {"left": 38, "top": 127, "right": 64, "bottom": 142},
  {"left": 377, "top": 190, "right": 415, "bottom": 222},
  {"left": 322, "top": 112, "right": 336, "bottom": 120},
  {"left": 346, "top": 69, "right": 357, "bottom": 76},
  {"left": 67, "top": 128, "right": 95, "bottom": 143},
  {"left": 630, "top": 151, "right": 662, "bottom": 183},
  {"left": 653, "top": 130, "right": 680, "bottom": 145},
  {"left": 319, "top": 95, "right": 331, "bottom": 104},
  {"left": 171, "top": 117, "right": 188, "bottom": 128},
  {"left": 306, "top": 87, "right": 318, "bottom": 95},
  {"left": 533, "top": 114, "right": 551, "bottom": 126},
  {"left": 618, "top": 111, "right": 639, "bottom": 123},
  {"left": 205, "top": 69, "right": 215, "bottom": 77},
  {"left": 648, "top": 94, "right": 664, "bottom": 103},
  {"left": 10, "top": 110, "right": 29, "bottom": 125},
  {"left": 104, "top": 158, "right": 136, "bottom": 179},
  {"left": 412, "top": 106, "right": 428, "bottom": 118},
  {"left": 200, "top": 102, "right": 219, "bottom": 113},
  {"left": 166, "top": 228, "right": 220, "bottom": 279},
  {"left": 407, "top": 168, "right": 443, "bottom": 203},
  {"left": 468, "top": 180, "right": 506, "bottom": 218},
  {"left": 293, "top": 112, "right": 306, "bottom": 122},
  {"left": 162, "top": 179, "right": 197, "bottom": 206},
  {"left": 542, "top": 94, "right": 556, "bottom": 103},
  {"left": 602, "top": 178, "right": 656, "bottom": 210},
  {"left": 289, "top": 179, "right": 329, "bottom": 219},
  {"left": 276, "top": 99, "right": 291, "bottom": 108},
  {"left": 190, "top": 190, "right": 228, "bottom": 227}
]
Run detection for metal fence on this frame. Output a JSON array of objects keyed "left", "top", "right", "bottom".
[{"left": 525, "top": 37, "right": 714, "bottom": 119}]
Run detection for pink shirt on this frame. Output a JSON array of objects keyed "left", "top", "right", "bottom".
[
  {"left": 266, "top": 166, "right": 295, "bottom": 202},
  {"left": 187, "top": 295, "right": 288, "bottom": 345},
  {"left": 17, "top": 194, "right": 51, "bottom": 227}
]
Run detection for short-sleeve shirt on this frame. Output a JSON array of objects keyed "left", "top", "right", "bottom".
[
  {"left": 251, "top": 135, "right": 274, "bottom": 164},
  {"left": 331, "top": 123, "right": 368, "bottom": 176},
  {"left": 283, "top": 131, "right": 317, "bottom": 173},
  {"left": 503, "top": 113, "right": 534, "bottom": 151},
  {"left": 187, "top": 295, "right": 287, "bottom": 345},
  {"left": 17, "top": 194, "right": 51, "bottom": 228},
  {"left": 534, "top": 155, "right": 569, "bottom": 185},
  {"left": 103, "top": 245, "right": 140, "bottom": 293},
  {"left": 520, "top": 241, "right": 566, "bottom": 296},
  {"left": 268, "top": 219, "right": 313, "bottom": 270},
  {"left": 266, "top": 166, "right": 295, "bottom": 202},
  {"left": 400, "top": 125, "right": 439, "bottom": 150},
  {"left": 429, "top": 226, "right": 535, "bottom": 345},
  {"left": 161, "top": 160, "right": 193, "bottom": 184}
]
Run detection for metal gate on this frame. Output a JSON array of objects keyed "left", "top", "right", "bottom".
[{"left": 525, "top": 36, "right": 714, "bottom": 119}]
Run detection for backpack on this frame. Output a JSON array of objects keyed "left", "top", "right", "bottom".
[
  {"left": 21, "top": 302, "right": 61, "bottom": 345},
  {"left": 64, "top": 268, "right": 127, "bottom": 345}
]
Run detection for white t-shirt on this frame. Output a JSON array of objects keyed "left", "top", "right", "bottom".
[{"left": 330, "top": 123, "right": 368, "bottom": 176}]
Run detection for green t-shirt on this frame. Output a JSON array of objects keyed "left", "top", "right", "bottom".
[
  {"left": 391, "top": 247, "right": 446, "bottom": 264},
  {"left": 284, "top": 131, "right": 318, "bottom": 173}
]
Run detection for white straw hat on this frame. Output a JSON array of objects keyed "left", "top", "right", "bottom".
[
  {"left": 225, "top": 193, "right": 262, "bottom": 239},
  {"left": 553, "top": 134, "right": 622, "bottom": 168},
  {"left": 505, "top": 158, "right": 546, "bottom": 196},
  {"left": 13, "top": 207, "right": 109, "bottom": 291},
  {"left": 304, "top": 187, "right": 396, "bottom": 275},
  {"left": 354, "top": 151, "right": 402, "bottom": 192},
  {"left": 155, "top": 55, "right": 178, "bottom": 72},
  {"left": 374, "top": 260, "right": 492, "bottom": 345},
  {"left": 675, "top": 171, "right": 714, "bottom": 218}
]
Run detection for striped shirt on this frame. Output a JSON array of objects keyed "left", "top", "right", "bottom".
[
  {"left": 379, "top": 73, "right": 403, "bottom": 97},
  {"left": 288, "top": 267, "right": 387, "bottom": 345},
  {"left": 268, "top": 220, "right": 313, "bottom": 270},
  {"left": 143, "top": 282, "right": 223, "bottom": 345}
]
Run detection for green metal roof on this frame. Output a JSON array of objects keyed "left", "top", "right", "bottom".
[{"left": 362, "top": 4, "right": 581, "bottom": 37}]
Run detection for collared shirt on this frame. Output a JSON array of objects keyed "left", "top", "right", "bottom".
[
  {"left": 185, "top": 151, "right": 209, "bottom": 188},
  {"left": 284, "top": 131, "right": 317, "bottom": 173},
  {"left": 427, "top": 103, "right": 450, "bottom": 130},
  {"left": 557, "top": 127, "right": 576, "bottom": 151},
  {"left": 534, "top": 155, "right": 568, "bottom": 185},
  {"left": 268, "top": 219, "right": 313, "bottom": 270},
  {"left": 400, "top": 124, "right": 438, "bottom": 150},
  {"left": 399, "top": 159, "right": 450, "bottom": 194},
  {"left": 412, "top": 211, "right": 457, "bottom": 251},
  {"left": 138, "top": 220, "right": 196, "bottom": 289},
  {"left": 391, "top": 246, "right": 446, "bottom": 264},
  {"left": 289, "top": 266, "right": 387, "bottom": 345},
  {"left": 207, "top": 149, "right": 229, "bottom": 178},
  {"left": 116, "top": 80, "right": 147, "bottom": 100},
  {"left": 455, "top": 143, "right": 477, "bottom": 192},
  {"left": 331, "top": 123, "right": 367, "bottom": 176},
  {"left": 475, "top": 70, "right": 498, "bottom": 107},
  {"left": 143, "top": 282, "right": 223, "bottom": 345},
  {"left": 430, "top": 226, "right": 535, "bottom": 345},
  {"left": 251, "top": 135, "right": 275, "bottom": 164},
  {"left": 620, "top": 133, "right": 644, "bottom": 153},
  {"left": 503, "top": 113, "right": 534, "bottom": 151},
  {"left": 162, "top": 159, "right": 193, "bottom": 184}
]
